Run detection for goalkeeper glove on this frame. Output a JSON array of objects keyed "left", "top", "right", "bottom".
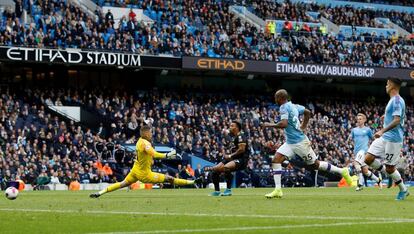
[{"left": 166, "top": 149, "right": 177, "bottom": 159}]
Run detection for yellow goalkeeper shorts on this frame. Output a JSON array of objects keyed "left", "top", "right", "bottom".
[{"left": 124, "top": 167, "right": 165, "bottom": 184}]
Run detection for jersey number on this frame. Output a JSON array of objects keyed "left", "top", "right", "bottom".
[
  {"left": 292, "top": 116, "right": 301, "bottom": 130},
  {"left": 302, "top": 154, "right": 312, "bottom": 161},
  {"left": 385, "top": 153, "right": 394, "bottom": 161}
]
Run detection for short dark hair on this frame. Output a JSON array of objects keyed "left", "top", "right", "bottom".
[
  {"left": 388, "top": 77, "right": 402, "bottom": 86},
  {"left": 140, "top": 125, "right": 151, "bottom": 136},
  {"left": 232, "top": 120, "right": 242, "bottom": 131}
]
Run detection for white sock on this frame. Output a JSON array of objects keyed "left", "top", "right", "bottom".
[
  {"left": 272, "top": 163, "right": 282, "bottom": 189},
  {"left": 354, "top": 164, "right": 364, "bottom": 186},
  {"left": 358, "top": 173, "right": 365, "bottom": 186},
  {"left": 318, "top": 161, "right": 342, "bottom": 175},
  {"left": 370, "top": 159, "right": 386, "bottom": 174},
  {"left": 388, "top": 170, "right": 407, "bottom": 192},
  {"left": 365, "top": 171, "right": 379, "bottom": 183}
]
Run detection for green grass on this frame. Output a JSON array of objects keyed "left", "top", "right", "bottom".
[{"left": 0, "top": 187, "right": 413, "bottom": 233}]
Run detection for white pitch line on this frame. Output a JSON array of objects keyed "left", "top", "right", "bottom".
[
  {"left": 90, "top": 220, "right": 414, "bottom": 234},
  {"left": 1, "top": 208, "right": 414, "bottom": 222}
]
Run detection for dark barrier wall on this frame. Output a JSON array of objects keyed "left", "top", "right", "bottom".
[
  {"left": 0, "top": 46, "right": 182, "bottom": 70},
  {"left": 182, "top": 56, "right": 414, "bottom": 80},
  {"left": 1, "top": 47, "right": 413, "bottom": 80}
]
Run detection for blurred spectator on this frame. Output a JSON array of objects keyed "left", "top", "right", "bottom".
[
  {"left": 33, "top": 171, "right": 50, "bottom": 190},
  {"left": 128, "top": 8, "right": 136, "bottom": 21},
  {"left": 194, "top": 164, "right": 204, "bottom": 188},
  {"left": 186, "top": 164, "right": 194, "bottom": 177},
  {"left": 105, "top": 9, "right": 114, "bottom": 23},
  {"left": 50, "top": 172, "right": 61, "bottom": 184}
]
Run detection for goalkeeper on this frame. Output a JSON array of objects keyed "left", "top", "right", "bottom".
[{"left": 90, "top": 125, "right": 200, "bottom": 198}]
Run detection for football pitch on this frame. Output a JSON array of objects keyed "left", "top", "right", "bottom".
[{"left": 0, "top": 188, "right": 413, "bottom": 234}]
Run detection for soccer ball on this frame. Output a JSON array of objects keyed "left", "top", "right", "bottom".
[{"left": 5, "top": 187, "right": 19, "bottom": 200}]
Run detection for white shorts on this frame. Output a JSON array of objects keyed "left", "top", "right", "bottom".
[
  {"left": 354, "top": 150, "right": 367, "bottom": 167},
  {"left": 367, "top": 137, "right": 402, "bottom": 166},
  {"left": 277, "top": 137, "right": 317, "bottom": 165}
]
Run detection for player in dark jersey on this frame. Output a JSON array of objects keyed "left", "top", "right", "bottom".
[{"left": 204, "top": 120, "right": 248, "bottom": 196}]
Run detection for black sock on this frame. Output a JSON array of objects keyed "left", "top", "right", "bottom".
[
  {"left": 211, "top": 171, "right": 220, "bottom": 191},
  {"left": 225, "top": 172, "right": 233, "bottom": 189}
]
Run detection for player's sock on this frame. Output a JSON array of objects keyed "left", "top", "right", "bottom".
[
  {"left": 358, "top": 172, "right": 365, "bottom": 187},
  {"left": 99, "top": 182, "right": 122, "bottom": 195},
  {"left": 388, "top": 170, "right": 407, "bottom": 192},
  {"left": 318, "top": 161, "right": 342, "bottom": 175},
  {"left": 364, "top": 171, "right": 380, "bottom": 183},
  {"left": 225, "top": 172, "right": 233, "bottom": 189},
  {"left": 272, "top": 163, "right": 282, "bottom": 189},
  {"left": 173, "top": 178, "right": 194, "bottom": 186},
  {"left": 369, "top": 160, "right": 386, "bottom": 174},
  {"left": 354, "top": 164, "right": 364, "bottom": 187},
  {"left": 364, "top": 174, "right": 368, "bottom": 187},
  {"left": 365, "top": 159, "right": 384, "bottom": 183},
  {"left": 211, "top": 171, "right": 220, "bottom": 191}
]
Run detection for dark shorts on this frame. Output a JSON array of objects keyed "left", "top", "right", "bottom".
[{"left": 221, "top": 158, "right": 247, "bottom": 171}]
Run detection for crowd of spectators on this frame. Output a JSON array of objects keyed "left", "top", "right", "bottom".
[
  {"left": 0, "top": 88, "right": 127, "bottom": 190},
  {"left": 1, "top": 87, "right": 413, "bottom": 189},
  {"left": 0, "top": 0, "right": 414, "bottom": 67},
  {"left": 248, "top": 0, "right": 414, "bottom": 34},
  {"left": 321, "top": 5, "right": 414, "bottom": 33},
  {"left": 247, "top": 0, "right": 321, "bottom": 22},
  {"left": 323, "top": 5, "right": 386, "bottom": 28}
]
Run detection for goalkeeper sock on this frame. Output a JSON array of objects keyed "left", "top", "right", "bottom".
[
  {"left": 99, "top": 182, "right": 121, "bottom": 195},
  {"left": 173, "top": 178, "right": 194, "bottom": 186}
]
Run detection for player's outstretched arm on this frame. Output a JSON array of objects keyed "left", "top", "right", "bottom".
[
  {"left": 145, "top": 142, "right": 179, "bottom": 160},
  {"left": 261, "top": 119, "right": 288, "bottom": 129},
  {"left": 143, "top": 143, "right": 168, "bottom": 159}
]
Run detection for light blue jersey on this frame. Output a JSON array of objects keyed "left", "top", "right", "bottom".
[
  {"left": 351, "top": 126, "right": 373, "bottom": 155},
  {"left": 279, "top": 101, "right": 306, "bottom": 144},
  {"left": 382, "top": 95, "right": 405, "bottom": 143}
]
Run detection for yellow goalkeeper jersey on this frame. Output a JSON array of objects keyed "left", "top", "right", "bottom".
[{"left": 134, "top": 138, "right": 165, "bottom": 172}]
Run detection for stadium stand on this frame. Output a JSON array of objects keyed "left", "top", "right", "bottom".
[
  {"left": 0, "top": 0, "right": 413, "bottom": 67},
  {"left": 1, "top": 88, "right": 413, "bottom": 187},
  {"left": 0, "top": 0, "right": 414, "bottom": 188}
]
